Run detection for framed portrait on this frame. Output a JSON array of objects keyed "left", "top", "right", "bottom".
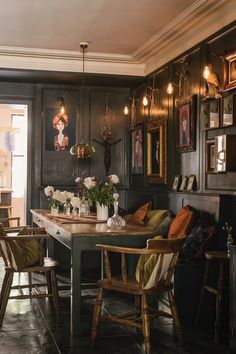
[
  {"left": 222, "top": 94, "right": 236, "bottom": 126},
  {"left": 179, "top": 176, "right": 188, "bottom": 192},
  {"left": 131, "top": 124, "right": 143, "bottom": 174},
  {"left": 186, "top": 175, "right": 196, "bottom": 192},
  {"left": 223, "top": 50, "right": 236, "bottom": 91},
  {"left": 45, "top": 107, "right": 76, "bottom": 151},
  {"left": 206, "top": 139, "right": 215, "bottom": 173},
  {"left": 172, "top": 175, "right": 181, "bottom": 192},
  {"left": 209, "top": 99, "right": 220, "bottom": 128},
  {"left": 176, "top": 95, "right": 197, "bottom": 152},
  {"left": 146, "top": 119, "right": 167, "bottom": 184}
]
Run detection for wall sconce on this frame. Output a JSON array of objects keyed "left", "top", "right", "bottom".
[
  {"left": 142, "top": 94, "right": 149, "bottom": 107},
  {"left": 57, "top": 97, "right": 65, "bottom": 114},
  {"left": 166, "top": 82, "right": 178, "bottom": 95},
  {"left": 203, "top": 65, "right": 211, "bottom": 80},
  {"left": 167, "top": 56, "right": 190, "bottom": 98}
]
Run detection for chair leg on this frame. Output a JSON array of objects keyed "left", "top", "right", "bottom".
[
  {"left": 0, "top": 269, "right": 11, "bottom": 308},
  {"left": 45, "top": 270, "right": 54, "bottom": 309},
  {"left": 51, "top": 270, "right": 60, "bottom": 319},
  {"left": 142, "top": 294, "right": 151, "bottom": 354},
  {"left": 91, "top": 287, "right": 103, "bottom": 343},
  {"left": 28, "top": 272, "right": 32, "bottom": 296},
  {"left": 0, "top": 270, "right": 13, "bottom": 326},
  {"left": 168, "top": 290, "right": 183, "bottom": 345},
  {"left": 215, "top": 261, "right": 224, "bottom": 341}
]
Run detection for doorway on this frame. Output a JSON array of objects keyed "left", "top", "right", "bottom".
[{"left": 0, "top": 104, "right": 28, "bottom": 224}]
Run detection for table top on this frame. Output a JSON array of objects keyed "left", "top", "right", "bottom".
[{"left": 31, "top": 209, "right": 155, "bottom": 238}]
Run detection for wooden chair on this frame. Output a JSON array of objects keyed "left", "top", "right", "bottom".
[
  {"left": 91, "top": 237, "right": 185, "bottom": 354},
  {"left": 0, "top": 226, "right": 59, "bottom": 326},
  {"left": 0, "top": 216, "right": 21, "bottom": 227}
]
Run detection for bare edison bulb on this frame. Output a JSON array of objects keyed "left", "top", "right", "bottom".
[
  {"left": 167, "top": 82, "right": 174, "bottom": 95},
  {"left": 60, "top": 105, "right": 65, "bottom": 114},
  {"left": 203, "top": 65, "right": 211, "bottom": 80},
  {"left": 142, "top": 95, "right": 148, "bottom": 106},
  {"left": 123, "top": 104, "right": 129, "bottom": 116}
]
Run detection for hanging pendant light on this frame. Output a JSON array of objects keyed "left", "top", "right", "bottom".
[{"left": 70, "top": 42, "right": 95, "bottom": 159}]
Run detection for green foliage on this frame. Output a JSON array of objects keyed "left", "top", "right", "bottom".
[{"left": 87, "top": 180, "right": 116, "bottom": 207}]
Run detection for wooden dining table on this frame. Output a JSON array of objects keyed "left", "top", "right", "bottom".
[{"left": 30, "top": 209, "right": 155, "bottom": 335}]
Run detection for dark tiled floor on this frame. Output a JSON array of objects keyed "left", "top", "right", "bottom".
[{"left": 0, "top": 262, "right": 230, "bottom": 354}]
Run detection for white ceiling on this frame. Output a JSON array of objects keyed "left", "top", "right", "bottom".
[{"left": 0, "top": 0, "right": 235, "bottom": 77}]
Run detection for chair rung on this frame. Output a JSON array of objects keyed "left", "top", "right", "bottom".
[
  {"left": 9, "top": 293, "right": 53, "bottom": 300},
  {"left": 101, "top": 314, "right": 142, "bottom": 329},
  {"left": 11, "top": 283, "right": 47, "bottom": 289}
]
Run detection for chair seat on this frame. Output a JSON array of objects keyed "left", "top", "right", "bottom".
[
  {"left": 98, "top": 276, "right": 172, "bottom": 295},
  {"left": 20, "top": 257, "right": 59, "bottom": 272},
  {"left": 205, "top": 250, "right": 228, "bottom": 261}
]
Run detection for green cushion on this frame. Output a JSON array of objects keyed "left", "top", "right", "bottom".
[
  {"left": 0, "top": 227, "right": 40, "bottom": 271},
  {"left": 154, "top": 211, "right": 175, "bottom": 237},
  {"left": 135, "top": 235, "right": 163, "bottom": 288},
  {"left": 145, "top": 209, "right": 168, "bottom": 230}
]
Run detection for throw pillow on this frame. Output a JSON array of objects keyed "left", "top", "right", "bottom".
[
  {"left": 154, "top": 211, "right": 175, "bottom": 238},
  {"left": 167, "top": 205, "right": 195, "bottom": 239},
  {"left": 145, "top": 209, "right": 168, "bottom": 230},
  {"left": 0, "top": 226, "right": 41, "bottom": 271},
  {"left": 128, "top": 202, "right": 151, "bottom": 226}
]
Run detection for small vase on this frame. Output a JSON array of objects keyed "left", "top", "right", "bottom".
[
  {"left": 64, "top": 201, "right": 71, "bottom": 216},
  {"left": 72, "top": 207, "right": 78, "bottom": 217},
  {"left": 96, "top": 202, "right": 109, "bottom": 221},
  {"left": 50, "top": 204, "right": 59, "bottom": 217},
  {"left": 107, "top": 195, "right": 126, "bottom": 229}
]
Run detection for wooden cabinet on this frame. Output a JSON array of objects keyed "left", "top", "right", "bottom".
[{"left": 230, "top": 245, "right": 236, "bottom": 350}]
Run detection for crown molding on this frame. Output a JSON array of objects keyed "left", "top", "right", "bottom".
[{"left": 0, "top": 46, "right": 145, "bottom": 77}]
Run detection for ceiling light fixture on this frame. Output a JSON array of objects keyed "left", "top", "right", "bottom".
[{"left": 70, "top": 42, "right": 95, "bottom": 159}]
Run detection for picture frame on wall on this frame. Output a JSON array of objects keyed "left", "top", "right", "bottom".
[
  {"left": 131, "top": 124, "right": 143, "bottom": 174},
  {"left": 172, "top": 175, "right": 181, "bottom": 192},
  {"left": 45, "top": 107, "right": 76, "bottom": 151},
  {"left": 223, "top": 49, "right": 236, "bottom": 91},
  {"left": 146, "top": 120, "right": 167, "bottom": 184},
  {"left": 222, "top": 94, "right": 236, "bottom": 126},
  {"left": 186, "top": 175, "right": 196, "bottom": 192},
  {"left": 206, "top": 139, "right": 215, "bottom": 173},
  {"left": 176, "top": 95, "right": 197, "bottom": 152},
  {"left": 179, "top": 176, "right": 188, "bottom": 192}
]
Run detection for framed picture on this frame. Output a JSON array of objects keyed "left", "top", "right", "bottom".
[
  {"left": 223, "top": 50, "right": 236, "bottom": 91},
  {"left": 209, "top": 99, "right": 220, "bottom": 128},
  {"left": 206, "top": 139, "right": 215, "bottom": 173},
  {"left": 131, "top": 124, "right": 143, "bottom": 174},
  {"left": 186, "top": 175, "right": 196, "bottom": 192},
  {"left": 45, "top": 107, "right": 76, "bottom": 151},
  {"left": 146, "top": 119, "right": 167, "bottom": 184},
  {"left": 222, "top": 94, "right": 236, "bottom": 126},
  {"left": 176, "top": 95, "right": 197, "bottom": 152},
  {"left": 179, "top": 176, "right": 188, "bottom": 192},
  {"left": 172, "top": 175, "right": 181, "bottom": 192}
]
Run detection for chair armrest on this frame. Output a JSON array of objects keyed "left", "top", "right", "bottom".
[
  {"left": 4, "top": 226, "right": 45, "bottom": 233},
  {"left": 96, "top": 243, "right": 158, "bottom": 255},
  {"left": 3, "top": 234, "right": 50, "bottom": 241}
]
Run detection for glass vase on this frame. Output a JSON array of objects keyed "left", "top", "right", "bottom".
[
  {"left": 107, "top": 197, "right": 125, "bottom": 229},
  {"left": 64, "top": 201, "right": 71, "bottom": 216},
  {"left": 50, "top": 203, "right": 59, "bottom": 217},
  {"left": 96, "top": 202, "right": 109, "bottom": 221}
]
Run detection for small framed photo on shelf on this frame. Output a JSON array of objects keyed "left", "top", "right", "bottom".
[
  {"left": 186, "top": 175, "right": 196, "bottom": 192},
  {"left": 222, "top": 94, "right": 236, "bottom": 126},
  {"left": 209, "top": 99, "right": 220, "bottom": 128},
  {"left": 172, "top": 175, "right": 181, "bottom": 192},
  {"left": 206, "top": 139, "right": 215, "bottom": 173},
  {"left": 179, "top": 176, "right": 188, "bottom": 192},
  {"left": 223, "top": 50, "right": 236, "bottom": 91}
]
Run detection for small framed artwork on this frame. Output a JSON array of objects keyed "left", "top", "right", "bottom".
[
  {"left": 222, "top": 94, "right": 236, "bottom": 126},
  {"left": 131, "top": 124, "right": 143, "bottom": 174},
  {"left": 172, "top": 175, "right": 181, "bottom": 192},
  {"left": 223, "top": 50, "right": 236, "bottom": 91},
  {"left": 206, "top": 139, "right": 215, "bottom": 173},
  {"left": 177, "top": 95, "right": 197, "bottom": 152},
  {"left": 146, "top": 119, "right": 167, "bottom": 184},
  {"left": 186, "top": 175, "right": 196, "bottom": 192},
  {"left": 209, "top": 99, "right": 220, "bottom": 128},
  {"left": 179, "top": 176, "right": 188, "bottom": 192}
]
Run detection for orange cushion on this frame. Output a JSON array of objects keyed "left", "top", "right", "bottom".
[
  {"left": 128, "top": 202, "right": 151, "bottom": 226},
  {"left": 167, "top": 206, "right": 195, "bottom": 239}
]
